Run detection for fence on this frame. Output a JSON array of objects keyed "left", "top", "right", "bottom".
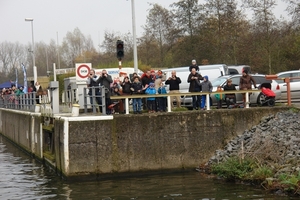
[
  {"left": 109, "top": 90, "right": 260, "bottom": 115},
  {"left": 0, "top": 89, "right": 263, "bottom": 115}
]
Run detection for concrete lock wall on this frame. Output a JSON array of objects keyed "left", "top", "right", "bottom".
[
  {"left": 64, "top": 107, "right": 290, "bottom": 177},
  {"left": 0, "top": 107, "right": 291, "bottom": 178},
  {"left": 0, "top": 109, "right": 43, "bottom": 158}
]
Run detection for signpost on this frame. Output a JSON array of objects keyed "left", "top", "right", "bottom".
[{"left": 75, "top": 63, "right": 91, "bottom": 84}]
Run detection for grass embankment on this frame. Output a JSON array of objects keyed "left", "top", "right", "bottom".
[{"left": 211, "top": 157, "right": 300, "bottom": 195}]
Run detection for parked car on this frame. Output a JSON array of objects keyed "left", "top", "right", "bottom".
[
  {"left": 276, "top": 70, "right": 300, "bottom": 100},
  {"left": 210, "top": 74, "right": 281, "bottom": 106}
]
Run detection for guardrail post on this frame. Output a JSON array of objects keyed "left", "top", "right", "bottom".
[
  {"left": 167, "top": 96, "right": 171, "bottom": 112},
  {"left": 285, "top": 77, "right": 292, "bottom": 106},
  {"left": 83, "top": 87, "right": 87, "bottom": 113},
  {"left": 101, "top": 86, "right": 106, "bottom": 115},
  {"left": 92, "top": 87, "right": 96, "bottom": 113},
  {"left": 125, "top": 98, "right": 129, "bottom": 114},
  {"left": 245, "top": 91, "right": 250, "bottom": 108},
  {"left": 206, "top": 93, "right": 210, "bottom": 110}
]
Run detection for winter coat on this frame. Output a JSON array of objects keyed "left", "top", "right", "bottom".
[
  {"left": 187, "top": 72, "right": 203, "bottom": 92},
  {"left": 158, "top": 86, "right": 167, "bottom": 98},
  {"left": 201, "top": 76, "right": 212, "bottom": 92},
  {"left": 121, "top": 82, "right": 132, "bottom": 94},
  {"left": 131, "top": 81, "right": 143, "bottom": 94},
  {"left": 97, "top": 74, "right": 113, "bottom": 97},
  {"left": 145, "top": 87, "right": 156, "bottom": 100},
  {"left": 223, "top": 84, "right": 237, "bottom": 98},
  {"left": 165, "top": 77, "right": 181, "bottom": 91},
  {"left": 239, "top": 74, "right": 256, "bottom": 90}
]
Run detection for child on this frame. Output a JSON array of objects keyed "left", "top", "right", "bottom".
[
  {"left": 145, "top": 82, "right": 156, "bottom": 113},
  {"left": 200, "top": 75, "right": 213, "bottom": 110},
  {"left": 214, "top": 86, "right": 223, "bottom": 109},
  {"left": 158, "top": 82, "right": 167, "bottom": 112},
  {"left": 110, "top": 86, "right": 121, "bottom": 114},
  {"left": 130, "top": 76, "right": 144, "bottom": 114}
]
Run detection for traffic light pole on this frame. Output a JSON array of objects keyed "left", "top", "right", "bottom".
[{"left": 118, "top": 59, "right": 122, "bottom": 69}]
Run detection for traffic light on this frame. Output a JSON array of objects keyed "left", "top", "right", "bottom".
[{"left": 116, "top": 40, "right": 124, "bottom": 59}]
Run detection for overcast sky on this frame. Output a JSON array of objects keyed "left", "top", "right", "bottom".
[{"left": 0, "top": 0, "right": 289, "bottom": 47}]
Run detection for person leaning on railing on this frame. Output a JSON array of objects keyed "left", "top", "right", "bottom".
[
  {"left": 86, "top": 69, "right": 101, "bottom": 111},
  {"left": 165, "top": 70, "right": 182, "bottom": 109},
  {"left": 223, "top": 79, "right": 237, "bottom": 108},
  {"left": 239, "top": 70, "right": 257, "bottom": 107},
  {"left": 120, "top": 76, "right": 132, "bottom": 113},
  {"left": 130, "top": 76, "right": 145, "bottom": 114},
  {"left": 97, "top": 69, "right": 113, "bottom": 115}
]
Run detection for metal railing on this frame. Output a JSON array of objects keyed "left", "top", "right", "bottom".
[
  {"left": 83, "top": 86, "right": 107, "bottom": 114},
  {"left": 0, "top": 92, "right": 37, "bottom": 111},
  {"left": 110, "top": 90, "right": 260, "bottom": 114}
]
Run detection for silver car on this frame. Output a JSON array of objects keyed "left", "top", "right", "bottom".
[
  {"left": 210, "top": 74, "right": 281, "bottom": 106},
  {"left": 276, "top": 70, "right": 300, "bottom": 100}
]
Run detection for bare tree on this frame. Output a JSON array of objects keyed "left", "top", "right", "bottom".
[
  {"left": 143, "top": 3, "right": 175, "bottom": 68},
  {"left": 60, "top": 27, "right": 95, "bottom": 68},
  {"left": 243, "top": 0, "right": 279, "bottom": 74}
]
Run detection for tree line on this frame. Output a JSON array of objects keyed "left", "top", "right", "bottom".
[{"left": 0, "top": 0, "right": 299, "bottom": 83}]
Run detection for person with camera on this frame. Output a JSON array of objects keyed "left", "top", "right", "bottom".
[
  {"left": 165, "top": 70, "right": 182, "bottom": 109},
  {"left": 86, "top": 69, "right": 101, "bottom": 112},
  {"left": 97, "top": 69, "right": 113, "bottom": 114},
  {"left": 188, "top": 68, "right": 203, "bottom": 110}
]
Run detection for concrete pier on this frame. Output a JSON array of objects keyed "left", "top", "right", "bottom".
[{"left": 0, "top": 107, "right": 290, "bottom": 179}]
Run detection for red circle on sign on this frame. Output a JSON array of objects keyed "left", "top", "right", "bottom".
[{"left": 77, "top": 65, "right": 90, "bottom": 78}]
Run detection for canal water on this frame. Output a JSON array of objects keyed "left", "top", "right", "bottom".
[{"left": 0, "top": 135, "right": 295, "bottom": 200}]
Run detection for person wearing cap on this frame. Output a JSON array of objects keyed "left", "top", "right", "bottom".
[
  {"left": 145, "top": 82, "right": 157, "bottom": 113},
  {"left": 239, "top": 69, "right": 257, "bottom": 106},
  {"left": 189, "top": 59, "right": 199, "bottom": 72}
]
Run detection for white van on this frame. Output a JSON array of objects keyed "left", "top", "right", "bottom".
[
  {"left": 162, "top": 64, "right": 228, "bottom": 92},
  {"left": 228, "top": 65, "right": 251, "bottom": 75},
  {"left": 162, "top": 64, "right": 228, "bottom": 108}
]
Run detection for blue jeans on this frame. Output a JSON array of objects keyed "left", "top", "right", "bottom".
[
  {"left": 192, "top": 89, "right": 201, "bottom": 109},
  {"left": 132, "top": 98, "right": 142, "bottom": 112},
  {"left": 201, "top": 95, "right": 206, "bottom": 109},
  {"left": 158, "top": 97, "right": 166, "bottom": 111}
]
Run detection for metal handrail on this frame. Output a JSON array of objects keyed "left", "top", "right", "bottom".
[{"left": 110, "top": 90, "right": 260, "bottom": 114}]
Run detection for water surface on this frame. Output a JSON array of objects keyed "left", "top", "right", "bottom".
[{"left": 0, "top": 135, "right": 295, "bottom": 200}]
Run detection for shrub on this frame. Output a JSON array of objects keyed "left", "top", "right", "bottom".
[{"left": 211, "top": 157, "right": 254, "bottom": 180}]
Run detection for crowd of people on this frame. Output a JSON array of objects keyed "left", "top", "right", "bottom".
[
  {"left": 0, "top": 82, "right": 44, "bottom": 106},
  {"left": 85, "top": 60, "right": 257, "bottom": 114}
]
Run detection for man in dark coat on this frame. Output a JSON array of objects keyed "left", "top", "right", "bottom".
[
  {"left": 97, "top": 69, "right": 113, "bottom": 114},
  {"left": 187, "top": 68, "right": 203, "bottom": 110}
]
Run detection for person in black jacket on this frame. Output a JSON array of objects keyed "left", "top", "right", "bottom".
[
  {"left": 97, "top": 69, "right": 113, "bottom": 114},
  {"left": 165, "top": 71, "right": 182, "bottom": 109},
  {"left": 223, "top": 79, "right": 237, "bottom": 108},
  {"left": 130, "top": 76, "right": 145, "bottom": 114},
  {"left": 187, "top": 68, "right": 203, "bottom": 110},
  {"left": 189, "top": 59, "right": 199, "bottom": 72}
]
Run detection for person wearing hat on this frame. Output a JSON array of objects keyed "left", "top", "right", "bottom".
[
  {"left": 145, "top": 82, "right": 157, "bottom": 113},
  {"left": 239, "top": 69, "right": 257, "bottom": 106},
  {"left": 189, "top": 59, "right": 199, "bottom": 72}
]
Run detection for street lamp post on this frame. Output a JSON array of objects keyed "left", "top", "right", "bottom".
[
  {"left": 131, "top": 0, "right": 138, "bottom": 73},
  {"left": 25, "top": 18, "right": 37, "bottom": 84}
]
